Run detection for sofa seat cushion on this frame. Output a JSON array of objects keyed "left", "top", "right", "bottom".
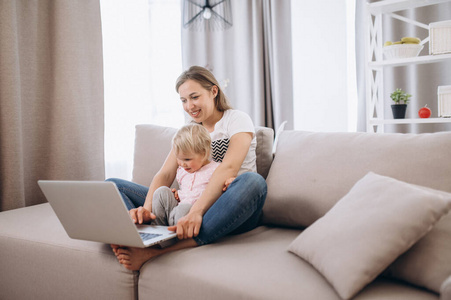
[
  {"left": 0, "top": 203, "right": 137, "bottom": 300},
  {"left": 138, "top": 226, "right": 437, "bottom": 300}
]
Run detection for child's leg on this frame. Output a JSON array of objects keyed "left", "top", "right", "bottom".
[
  {"left": 152, "top": 186, "right": 179, "bottom": 226},
  {"left": 169, "top": 203, "right": 192, "bottom": 226}
]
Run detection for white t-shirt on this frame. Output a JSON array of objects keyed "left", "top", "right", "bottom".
[{"left": 207, "top": 109, "right": 257, "bottom": 175}]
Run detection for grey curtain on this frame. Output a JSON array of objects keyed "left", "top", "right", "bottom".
[
  {"left": 181, "top": 0, "right": 293, "bottom": 130},
  {"left": 0, "top": 0, "right": 105, "bottom": 211},
  {"left": 356, "top": 0, "right": 451, "bottom": 133}
]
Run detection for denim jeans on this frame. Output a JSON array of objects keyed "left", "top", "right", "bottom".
[{"left": 106, "top": 172, "right": 267, "bottom": 246}]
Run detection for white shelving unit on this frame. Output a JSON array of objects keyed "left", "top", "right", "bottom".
[{"left": 365, "top": 0, "right": 451, "bottom": 133}]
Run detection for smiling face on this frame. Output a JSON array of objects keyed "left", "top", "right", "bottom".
[
  {"left": 175, "top": 150, "right": 208, "bottom": 173},
  {"left": 178, "top": 79, "right": 219, "bottom": 127}
]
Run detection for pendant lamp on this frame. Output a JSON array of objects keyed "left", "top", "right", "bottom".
[{"left": 183, "top": 0, "right": 233, "bottom": 31}]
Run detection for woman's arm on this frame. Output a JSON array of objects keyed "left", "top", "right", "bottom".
[
  {"left": 130, "top": 149, "right": 178, "bottom": 224},
  {"left": 171, "top": 131, "right": 253, "bottom": 239}
]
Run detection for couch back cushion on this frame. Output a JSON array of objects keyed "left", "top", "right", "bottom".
[
  {"left": 132, "top": 124, "right": 274, "bottom": 187},
  {"left": 132, "top": 124, "right": 177, "bottom": 187},
  {"left": 262, "top": 130, "right": 451, "bottom": 228}
]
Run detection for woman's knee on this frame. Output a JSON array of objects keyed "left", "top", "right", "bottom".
[
  {"left": 105, "top": 178, "right": 129, "bottom": 189},
  {"left": 234, "top": 172, "right": 267, "bottom": 193}
]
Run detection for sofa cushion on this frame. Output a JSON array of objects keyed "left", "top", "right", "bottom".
[
  {"left": 138, "top": 226, "right": 438, "bottom": 300},
  {"left": 132, "top": 124, "right": 274, "bottom": 187},
  {"left": 254, "top": 125, "right": 274, "bottom": 179},
  {"left": 132, "top": 124, "right": 177, "bottom": 187},
  {"left": 263, "top": 130, "right": 451, "bottom": 228},
  {"left": 0, "top": 203, "right": 137, "bottom": 300},
  {"left": 385, "top": 211, "right": 451, "bottom": 293},
  {"left": 441, "top": 276, "right": 451, "bottom": 300},
  {"left": 287, "top": 172, "right": 451, "bottom": 300}
]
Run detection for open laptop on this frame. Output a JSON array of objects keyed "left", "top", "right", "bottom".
[{"left": 38, "top": 180, "right": 177, "bottom": 248}]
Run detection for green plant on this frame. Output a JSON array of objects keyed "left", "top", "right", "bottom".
[{"left": 390, "top": 88, "right": 412, "bottom": 104}]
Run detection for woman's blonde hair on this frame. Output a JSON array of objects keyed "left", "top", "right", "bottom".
[
  {"left": 172, "top": 123, "right": 212, "bottom": 160},
  {"left": 175, "top": 66, "right": 232, "bottom": 112}
]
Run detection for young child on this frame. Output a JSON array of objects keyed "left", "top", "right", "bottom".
[{"left": 152, "top": 123, "right": 233, "bottom": 227}]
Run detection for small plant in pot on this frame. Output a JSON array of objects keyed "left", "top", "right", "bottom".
[{"left": 390, "top": 88, "right": 411, "bottom": 119}]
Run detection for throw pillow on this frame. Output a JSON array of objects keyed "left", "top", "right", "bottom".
[{"left": 287, "top": 172, "right": 451, "bottom": 300}]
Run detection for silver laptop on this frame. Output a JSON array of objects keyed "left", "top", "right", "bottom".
[{"left": 38, "top": 180, "right": 177, "bottom": 248}]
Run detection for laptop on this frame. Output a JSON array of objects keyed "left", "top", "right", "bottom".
[{"left": 38, "top": 180, "right": 177, "bottom": 248}]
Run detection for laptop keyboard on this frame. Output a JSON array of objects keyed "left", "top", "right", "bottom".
[{"left": 139, "top": 232, "right": 162, "bottom": 241}]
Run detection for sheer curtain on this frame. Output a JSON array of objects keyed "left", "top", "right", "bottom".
[
  {"left": 181, "top": 0, "right": 294, "bottom": 131},
  {"left": 100, "top": 0, "right": 184, "bottom": 180}
]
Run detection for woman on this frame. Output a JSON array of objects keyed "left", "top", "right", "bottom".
[{"left": 109, "top": 66, "right": 267, "bottom": 271}]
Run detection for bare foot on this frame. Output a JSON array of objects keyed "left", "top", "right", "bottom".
[
  {"left": 111, "top": 239, "right": 198, "bottom": 271},
  {"left": 112, "top": 245, "right": 161, "bottom": 271}
]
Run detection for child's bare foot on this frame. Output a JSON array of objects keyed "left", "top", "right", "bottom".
[{"left": 112, "top": 245, "right": 161, "bottom": 271}]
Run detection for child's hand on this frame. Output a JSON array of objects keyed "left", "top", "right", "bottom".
[
  {"left": 223, "top": 177, "right": 236, "bottom": 191},
  {"left": 172, "top": 188, "right": 180, "bottom": 202}
]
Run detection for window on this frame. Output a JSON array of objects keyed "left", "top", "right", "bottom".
[
  {"left": 100, "top": 0, "right": 184, "bottom": 180},
  {"left": 291, "top": 0, "right": 357, "bottom": 132}
]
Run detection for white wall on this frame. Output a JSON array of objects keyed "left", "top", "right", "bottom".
[{"left": 291, "top": 0, "right": 357, "bottom": 132}]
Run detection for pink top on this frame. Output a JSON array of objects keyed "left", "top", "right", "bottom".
[{"left": 176, "top": 161, "right": 221, "bottom": 205}]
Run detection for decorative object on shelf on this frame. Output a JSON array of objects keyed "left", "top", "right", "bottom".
[
  {"left": 183, "top": 0, "right": 233, "bottom": 31},
  {"left": 390, "top": 88, "right": 412, "bottom": 119},
  {"left": 418, "top": 105, "right": 432, "bottom": 118},
  {"left": 429, "top": 20, "right": 451, "bottom": 55},
  {"left": 383, "top": 37, "right": 423, "bottom": 59},
  {"left": 365, "top": 0, "right": 451, "bottom": 133},
  {"left": 438, "top": 85, "right": 451, "bottom": 118}
]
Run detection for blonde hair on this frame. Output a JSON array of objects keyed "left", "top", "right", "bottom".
[
  {"left": 175, "top": 66, "right": 233, "bottom": 112},
  {"left": 172, "top": 123, "right": 212, "bottom": 160}
]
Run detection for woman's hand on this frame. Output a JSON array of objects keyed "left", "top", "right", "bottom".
[
  {"left": 129, "top": 206, "right": 156, "bottom": 224},
  {"left": 168, "top": 211, "right": 202, "bottom": 240}
]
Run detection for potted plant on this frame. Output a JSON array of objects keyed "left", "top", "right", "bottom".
[{"left": 390, "top": 88, "right": 411, "bottom": 119}]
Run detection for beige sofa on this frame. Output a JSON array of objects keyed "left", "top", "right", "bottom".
[{"left": 1, "top": 124, "right": 451, "bottom": 300}]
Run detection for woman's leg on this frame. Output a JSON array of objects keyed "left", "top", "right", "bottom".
[
  {"left": 105, "top": 178, "right": 149, "bottom": 211},
  {"left": 113, "top": 172, "right": 267, "bottom": 270},
  {"left": 193, "top": 172, "right": 267, "bottom": 246}
]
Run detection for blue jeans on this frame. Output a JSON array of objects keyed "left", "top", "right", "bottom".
[{"left": 106, "top": 172, "right": 267, "bottom": 246}]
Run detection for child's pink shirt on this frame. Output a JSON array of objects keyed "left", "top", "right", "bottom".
[{"left": 176, "top": 161, "right": 221, "bottom": 205}]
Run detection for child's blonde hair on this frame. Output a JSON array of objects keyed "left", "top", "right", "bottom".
[{"left": 172, "top": 123, "right": 211, "bottom": 160}]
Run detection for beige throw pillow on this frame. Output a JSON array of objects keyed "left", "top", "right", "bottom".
[{"left": 288, "top": 172, "right": 451, "bottom": 300}]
